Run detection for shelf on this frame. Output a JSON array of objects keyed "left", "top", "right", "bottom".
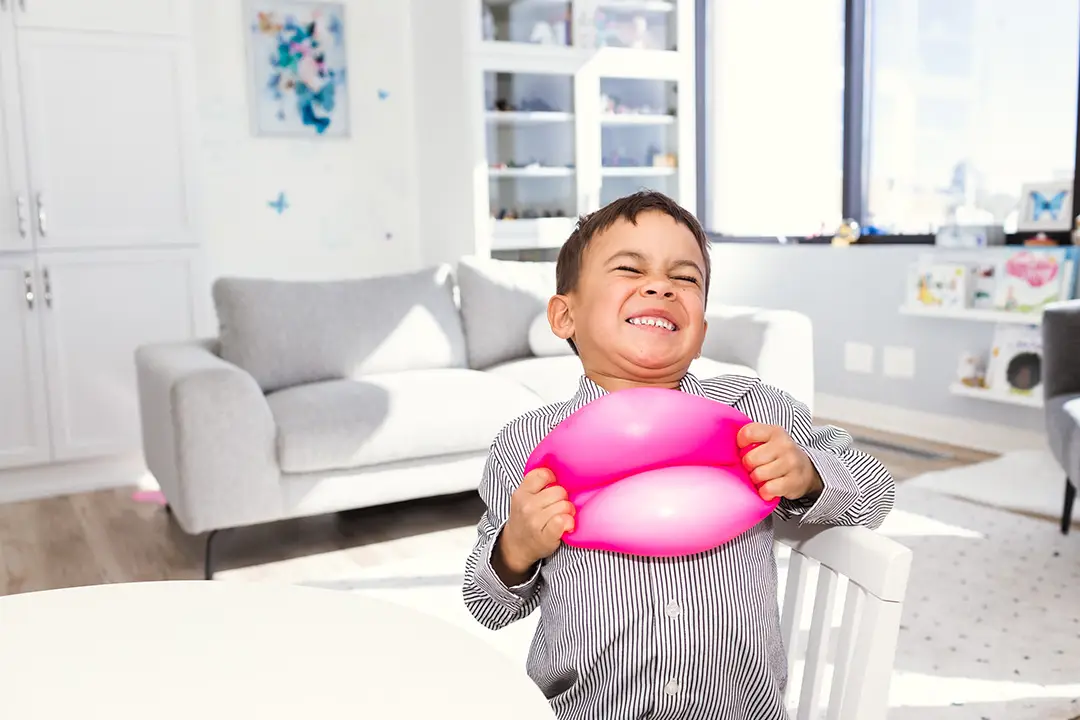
[
  {"left": 596, "top": 0, "right": 677, "bottom": 12},
  {"left": 489, "top": 166, "right": 575, "bottom": 178},
  {"left": 485, "top": 111, "right": 574, "bottom": 124},
  {"left": 949, "top": 383, "right": 1043, "bottom": 409},
  {"left": 898, "top": 305, "right": 1042, "bottom": 325},
  {"left": 601, "top": 166, "right": 677, "bottom": 177},
  {"left": 600, "top": 113, "right": 676, "bottom": 125},
  {"left": 490, "top": 217, "right": 576, "bottom": 251}
]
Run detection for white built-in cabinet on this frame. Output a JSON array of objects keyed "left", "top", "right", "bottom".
[{"left": 0, "top": 0, "right": 200, "bottom": 473}]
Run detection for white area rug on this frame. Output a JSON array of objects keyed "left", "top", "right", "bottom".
[
  {"left": 905, "top": 450, "right": 1075, "bottom": 524},
  {"left": 219, "top": 484, "right": 1080, "bottom": 719}
]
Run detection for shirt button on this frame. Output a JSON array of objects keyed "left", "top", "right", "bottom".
[
  {"left": 664, "top": 680, "right": 681, "bottom": 695},
  {"left": 665, "top": 601, "right": 682, "bottom": 618}
]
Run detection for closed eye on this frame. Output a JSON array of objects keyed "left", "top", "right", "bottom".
[
  {"left": 674, "top": 275, "right": 700, "bottom": 284},
  {"left": 615, "top": 265, "right": 641, "bottom": 273}
]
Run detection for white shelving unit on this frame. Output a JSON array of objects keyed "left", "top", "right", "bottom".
[
  {"left": 898, "top": 304, "right": 1043, "bottom": 325},
  {"left": 475, "top": 0, "right": 696, "bottom": 252},
  {"left": 948, "top": 383, "right": 1043, "bottom": 409}
]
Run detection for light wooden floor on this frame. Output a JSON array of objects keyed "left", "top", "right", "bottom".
[{"left": 0, "top": 423, "right": 997, "bottom": 597}]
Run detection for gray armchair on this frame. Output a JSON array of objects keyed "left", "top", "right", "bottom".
[{"left": 1043, "top": 299, "right": 1080, "bottom": 534}]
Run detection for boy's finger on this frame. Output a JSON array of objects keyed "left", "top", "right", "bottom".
[
  {"left": 749, "top": 458, "right": 786, "bottom": 485},
  {"left": 741, "top": 443, "right": 777, "bottom": 471},
  {"left": 757, "top": 478, "right": 783, "bottom": 502},
  {"left": 737, "top": 423, "right": 775, "bottom": 447},
  {"left": 521, "top": 468, "right": 555, "bottom": 493}
]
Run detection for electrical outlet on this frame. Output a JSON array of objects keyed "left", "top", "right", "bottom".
[
  {"left": 883, "top": 346, "right": 916, "bottom": 378},
  {"left": 844, "top": 342, "right": 874, "bottom": 374}
]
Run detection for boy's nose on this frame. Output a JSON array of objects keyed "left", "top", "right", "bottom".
[{"left": 642, "top": 283, "right": 675, "bottom": 299}]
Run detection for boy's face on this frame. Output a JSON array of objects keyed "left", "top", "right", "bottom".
[{"left": 549, "top": 211, "right": 708, "bottom": 389}]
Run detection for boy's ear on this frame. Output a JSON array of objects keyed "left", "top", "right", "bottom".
[
  {"left": 547, "top": 294, "right": 574, "bottom": 341},
  {"left": 696, "top": 317, "right": 708, "bottom": 358}
]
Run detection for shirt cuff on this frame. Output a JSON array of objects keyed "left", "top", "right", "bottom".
[
  {"left": 472, "top": 524, "right": 542, "bottom": 608},
  {"left": 792, "top": 446, "right": 860, "bottom": 525}
]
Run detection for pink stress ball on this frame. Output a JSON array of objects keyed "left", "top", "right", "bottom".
[{"left": 523, "top": 387, "right": 779, "bottom": 558}]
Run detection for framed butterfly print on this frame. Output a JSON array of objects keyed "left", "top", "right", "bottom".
[
  {"left": 245, "top": 0, "right": 351, "bottom": 138},
  {"left": 1017, "top": 181, "right": 1073, "bottom": 232}
]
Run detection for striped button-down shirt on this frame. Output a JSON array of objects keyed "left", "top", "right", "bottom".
[{"left": 462, "top": 373, "right": 895, "bottom": 720}]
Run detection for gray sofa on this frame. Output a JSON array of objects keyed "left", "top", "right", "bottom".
[
  {"left": 1043, "top": 299, "right": 1080, "bottom": 534},
  {"left": 135, "top": 256, "right": 814, "bottom": 577}
]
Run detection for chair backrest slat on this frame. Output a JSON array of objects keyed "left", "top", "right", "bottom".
[{"left": 774, "top": 517, "right": 912, "bottom": 720}]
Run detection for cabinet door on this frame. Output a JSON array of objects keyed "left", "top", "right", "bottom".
[
  {"left": 0, "top": 3, "right": 32, "bottom": 253},
  {"left": 37, "top": 249, "right": 197, "bottom": 462},
  {"left": 12, "top": 0, "right": 185, "bottom": 36},
  {"left": 0, "top": 255, "right": 51, "bottom": 469},
  {"left": 16, "top": 31, "right": 197, "bottom": 251}
]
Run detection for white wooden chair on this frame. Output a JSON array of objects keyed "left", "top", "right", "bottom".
[{"left": 773, "top": 518, "right": 913, "bottom": 720}]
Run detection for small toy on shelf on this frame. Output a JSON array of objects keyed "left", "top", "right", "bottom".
[
  {"left": 831, "top": 218, "right": 861, "bottom": 246},
  {"left": 956, "top": 352, "right": 987, "bottom": 389}
]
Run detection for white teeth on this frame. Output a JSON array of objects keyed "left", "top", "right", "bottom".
[{"left": 629, "top": 316, "right": 676, "bottom": 331}]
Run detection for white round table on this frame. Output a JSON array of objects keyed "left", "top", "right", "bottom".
[{"left": 0, "top": 580, "right": 556, "bottom": 718}]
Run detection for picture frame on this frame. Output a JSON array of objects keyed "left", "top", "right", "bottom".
[
  {"left": 1017, "top": 180, "right": 1073, "bottom": 233},
  {"left": 244, "top": 0, "right": 350, "bottom": 138}
]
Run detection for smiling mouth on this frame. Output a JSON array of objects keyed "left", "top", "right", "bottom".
[{"left": 627, "top": 316, "right": 678, "bottom": 331}]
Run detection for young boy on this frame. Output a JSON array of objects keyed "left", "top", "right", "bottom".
[{"left": 461, "top": 190, "right": 895, "bottom": 720}]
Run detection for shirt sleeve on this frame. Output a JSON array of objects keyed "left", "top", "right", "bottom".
[
  {"left": 734, "top": 381, "right": 896, "bottom": 530},
  {"left": 462, "top": 437, "right": 543, "bottom": 630}
]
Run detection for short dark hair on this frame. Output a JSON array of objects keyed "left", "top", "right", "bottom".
[{"left": 554, "top": 190, "right": 711, "bottom": 354}]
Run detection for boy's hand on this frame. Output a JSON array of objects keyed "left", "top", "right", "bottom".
[
  {"left": 737, "top": 423, "right": 824, "bottom": 502},
  {"left": 496, "top": 468, "right": 575, "bottom": 578}
]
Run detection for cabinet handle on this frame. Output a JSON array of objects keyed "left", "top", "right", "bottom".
[
  {"left": 35, "top": 192, "right": 46, "bottom": 236},
  {"left": 18, "top": 0, "right": 24, "bottom": 11},
  {"left": 42, "top": 267, "right": 52, "bottom": 308},
  {"left": 1, "top": 0, "right": 7, "bottom": 13},
  {"left": 23, "top": 270, "right": 33, "bottom": 310},
  {"left": 15, "top": 194, "right": 28, "bottom": 238}
]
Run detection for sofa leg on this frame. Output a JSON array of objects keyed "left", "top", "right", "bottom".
[
  {"left": 204, "top": 529, "right": 220, "bottom": 580},
  {"left": 1063, "top": 478, "right": 1076, "bottom": 536}
]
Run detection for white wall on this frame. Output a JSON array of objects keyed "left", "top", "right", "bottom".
[{"left": 190, "top": 0, "right": 423, "bottom": 285}]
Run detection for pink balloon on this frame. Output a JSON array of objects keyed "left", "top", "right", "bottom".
[{"left": 524, "top": 387, "right": 780, "bottom": 557}]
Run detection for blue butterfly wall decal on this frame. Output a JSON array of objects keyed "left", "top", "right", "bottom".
[
  {"left": 268, "top": 191, "right": 289, "bottom": 215},
  {"left": 1031, "top": 189, "right": 1067, "bottom": 221},
  {"left": 377, "top": 89, "right": 389, "bottom": 101}
]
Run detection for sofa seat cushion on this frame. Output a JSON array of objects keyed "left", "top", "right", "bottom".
[
  {"left": 486, "top": 356, "right": 758, "bottom": 405},
  {"left": 266, "top": 369, "right": 545, "bottom": 474}
]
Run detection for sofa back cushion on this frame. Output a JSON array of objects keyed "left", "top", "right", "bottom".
[
  {"left": 456, "top": 256, "right": 557, "bottom": 369},
  {"left": 213, "top": 265, "right": 468, "bottom": 392}
]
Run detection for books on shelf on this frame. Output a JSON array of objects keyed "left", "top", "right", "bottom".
[{"left": 904, "top": 246, "right": 1078, "bottom": 315}]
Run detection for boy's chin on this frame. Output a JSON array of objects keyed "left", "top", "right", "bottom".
[{"left": 622, "top": 350, "right": 694, "bottom": 375}]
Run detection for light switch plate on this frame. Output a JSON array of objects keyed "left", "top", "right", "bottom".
[
  {"left": 844, "top": 342, "right": 874, "bottom": 374},
  {"left": 883, "top": 346, "right": 916, "bottom": 378}
]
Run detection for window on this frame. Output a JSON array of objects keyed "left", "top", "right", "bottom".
[
  {"left": 865, "top": 0, "right": 1080, "bottom": 234},
  {"left": 703, "top": 0, "right": 846, "bottom": 237},
  {"left": 699, "top": 0, "right": 1080, "bottom": 241}
]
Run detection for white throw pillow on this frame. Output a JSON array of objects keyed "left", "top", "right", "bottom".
[{"left": 528, "top": 312, "right": 574, "bottom": 357}]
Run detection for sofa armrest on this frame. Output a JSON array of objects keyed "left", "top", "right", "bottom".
[
  {"left": 1043, "top": 299, "right": 1080, "bottom": 401},
  {"left": 701, "top": 305, "right": 815, "bottom": 409},
  {"left": 135, "top": 339, "right": 282, "bottom": 535}
]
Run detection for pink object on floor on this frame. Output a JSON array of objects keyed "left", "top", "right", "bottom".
[{"left": 132, "top": 489, "right": 167, "bottom": 505}]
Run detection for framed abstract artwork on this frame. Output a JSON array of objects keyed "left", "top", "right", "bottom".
[{"left": 245, "top": 1, "right": 350, "bottom": 138}]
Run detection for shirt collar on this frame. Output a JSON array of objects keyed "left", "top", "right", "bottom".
[{"left": 552, "top": 372, "right": 709, "bottom": 426}]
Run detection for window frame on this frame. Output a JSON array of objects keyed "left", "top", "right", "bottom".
[{"left": 695, "top": 0, "right": 1080, "bottom": 246}]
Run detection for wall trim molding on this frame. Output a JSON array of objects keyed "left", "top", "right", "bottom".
[
  {"left": 0, "top": 454, "right": 152, "bottom": 506},
  {"left": 815, "top": 393, "right": 1047, "bottom": 455}
]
